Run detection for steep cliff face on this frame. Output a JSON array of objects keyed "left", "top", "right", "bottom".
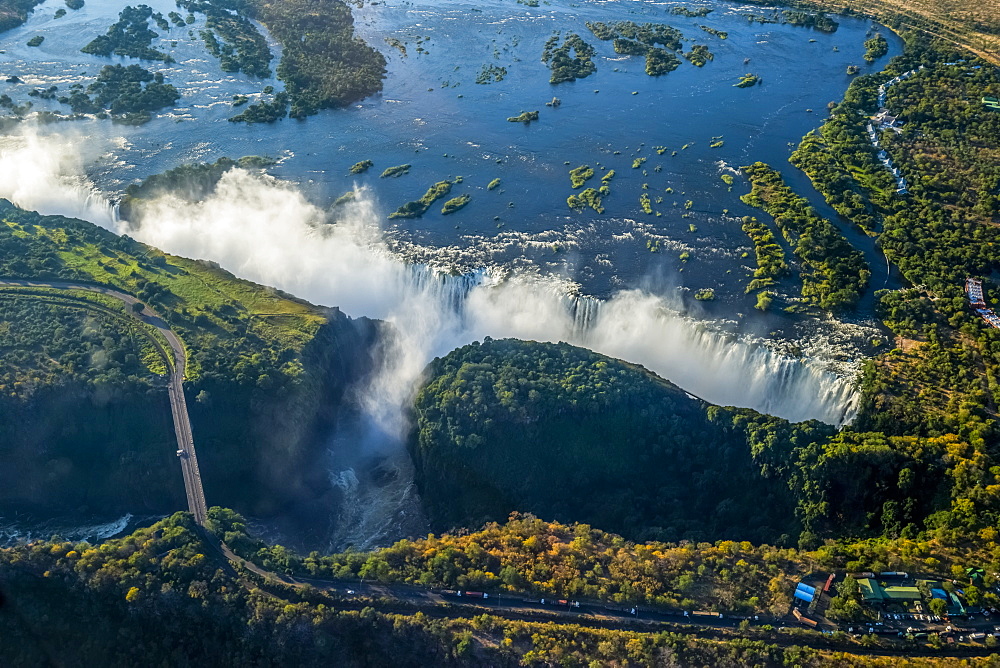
[
  {"left": 0, "top": 380, "right": 183, "bottom": 515},
  {"left": 409, "top": 338, "right": 824, "bottom": 544},
  {"left": 189, "top": 308, "right": 381, "bottom": 517},
  {"left": 0, "top": 200, "right": 382, "bottom": 520}
]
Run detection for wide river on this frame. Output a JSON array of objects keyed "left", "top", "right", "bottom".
[
  {"left": 0, "top": 0, "right": 905, "bottom": 548},
  {"left": 3, "top": 0, "right": 901, "bottom": 306}
]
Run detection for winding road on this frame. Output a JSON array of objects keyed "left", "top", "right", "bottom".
[
  {"left": 0, "top": 279, "right": 208, "bottom": 525},
  {"left": 3, "top": 279, "right": 998, "bottom": 660}
]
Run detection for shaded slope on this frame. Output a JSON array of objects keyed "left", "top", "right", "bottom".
[{"left": 410, "top": 338, "right": 832, "bottom": 544}]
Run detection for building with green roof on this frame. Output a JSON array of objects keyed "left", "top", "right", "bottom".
[{"left": 858, "top": 579, "right": 922, "bottom": 603}]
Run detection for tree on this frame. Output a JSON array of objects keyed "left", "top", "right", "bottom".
[{"left": 929, "top": 597, "right": 947, "bottom": 616}]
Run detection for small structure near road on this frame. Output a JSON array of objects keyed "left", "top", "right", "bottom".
[
  {"left": 858, "top": 578, "right": 921, "bottom": 604},
  {"left": 967, "top": 278, "right": 1000, "bottom": 329}
]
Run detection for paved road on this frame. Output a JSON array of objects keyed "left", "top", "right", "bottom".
[
  {"left": 6, "top": 279, "right": 999, "bottom": 659},
  {"left": 0, "top": 279, "right": 208, "bottom": 524}
]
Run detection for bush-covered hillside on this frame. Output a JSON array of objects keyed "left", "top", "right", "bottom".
[
  {"left": 0, "top": 510, "right": 986, "bottom": 666},
  {"left": 411, "top": 337, "right": 1000, "bottom": 547},
  {"left": 0, "top": 289, "right": 181, "bottom": 511},
  {"left": 0, "top": 200, "right": 377, "bottom": 518},
  {"left": 409, "top": 338, "right": 829, "bottom": 544}
]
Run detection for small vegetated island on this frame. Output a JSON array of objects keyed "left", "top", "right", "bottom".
[
  {"left": 585, "top": 20, "right": 713, "bottom": 76},
  {"left": 440, "top": 194, "right": 470, "bottom": 215},
  {"left": 735, "top": 73, "right": 761, "bottom": 87},
  {"left": 60, "top": 64, "right": 180, "bottom": 125},
  {"left": 389, "top": 180, "right": 452, "bottom": 219},
  {"left": 476, "top": 63, "right": 506, "bottom": 84},
  {"left": 568, "top": 164, "right": 594, "bottom": 188},
  {"left": 567, "top": 188, "right": 604, "bottom": 214},
  {"left": 740, "top": 216, "right": 788, "bottom": 310},
  {"left": 349, "top": 159, "right": 373, "bottom": 175},
  {"left": 540, "top": 31, "right": 596, "bottom": 84},
  {"left": 178, "top": 0, "right": 274, "bottom": 78},
  {"left": 780, "top": 9, "right": 839, "bottom": 33},
  {"left": 81, "top": 4, "right": 175, "bottom": 62},
  {"left": 506, "top": 110, "right": 539, "bottom": 124},
  {"left": 670, "top": 5, "right": 711, "bottom": 18},
  {"left": 380, "top": 163, "right": 410, "bottom": 178},
  {"left": 864, "top": 32, "right": 889, "bottom": 62},
  {"left": 566, "top": 165, "right": 607, "bottom": 213}
]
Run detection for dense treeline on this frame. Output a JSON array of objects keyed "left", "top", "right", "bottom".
[
  {"left": 0, "top": 0, "right": 43, "bottom": 33},
  {"left": 179, "top": 0, "right": 273, "bottom": 77},
  {"left": 541, "top": 32, "right": 596, "bottom": 84},
  {"left": 81, "top": 4, "right": 174, "bottom": 62},
  {"left": 213, "top": 499, "right": 1000, "bottom": 619},
  {"left": 215, "top": 509, "right": 807, "bottom": 613},
  {"left": 792, "top": 36, "right": 1000, "bottom": 443},
  {"left": 0, "top": 289, "right": 165, "bottom": 394},
  {"left": 247, "top": 0, "right": 387, "bottom": 118},
  {"left": 740, "top": 162, "right": 869, "bottom": 310},
  {"left": 789, "top": 130, "right": 881, "bottom": 235},
  {"left": 5, "top": 512, "right": 974, "bottom": 667},
  {"left": 408, "top": 338, "right": 825, "bottom": 544},
  {"left": 0, "top": 199, "right": 377, "bottom": 518},
  {"left": 60, "top": 64, "right": 179, "bottom": 124},
  {"left": 778, "top": 37, "right": 1000, "bottom": 544},
  {"left": 0, "top": 513, "right": 473, "bottom": 666}
]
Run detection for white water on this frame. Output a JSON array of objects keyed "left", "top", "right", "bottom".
[
  {"left": 0, "top": 513, "right": 135, "bottom": 545},
  {"left": 0, "top": 128, "right": 861, "bottom": 548},
  {"left": 0, "top": 129, "right": 859, "bottom": 432}
]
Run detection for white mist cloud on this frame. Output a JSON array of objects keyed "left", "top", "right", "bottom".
[
  {"left": 0, "top": 126, "right": 862, "bottom": 547},
  {"left": 0, "top": 128, "right": 116, "bottom": 227},
  {"left": 0, "top": 127, "right": 858, "bottom": 445}
]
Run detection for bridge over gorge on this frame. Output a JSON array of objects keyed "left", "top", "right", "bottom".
[{"left": 0, "top": 279, "right": 209, "bottom": 525}]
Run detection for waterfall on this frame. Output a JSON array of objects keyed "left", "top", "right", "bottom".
[
  {"left": 0, "top": 138, "right": 864, "bottom": 551},
  {"left": 409, "top": 271, "right": 858, "bottom": 426}
]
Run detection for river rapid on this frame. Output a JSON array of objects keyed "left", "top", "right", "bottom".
[{"left": 0, "top": 0, "right": 904, "bottom": 548}]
